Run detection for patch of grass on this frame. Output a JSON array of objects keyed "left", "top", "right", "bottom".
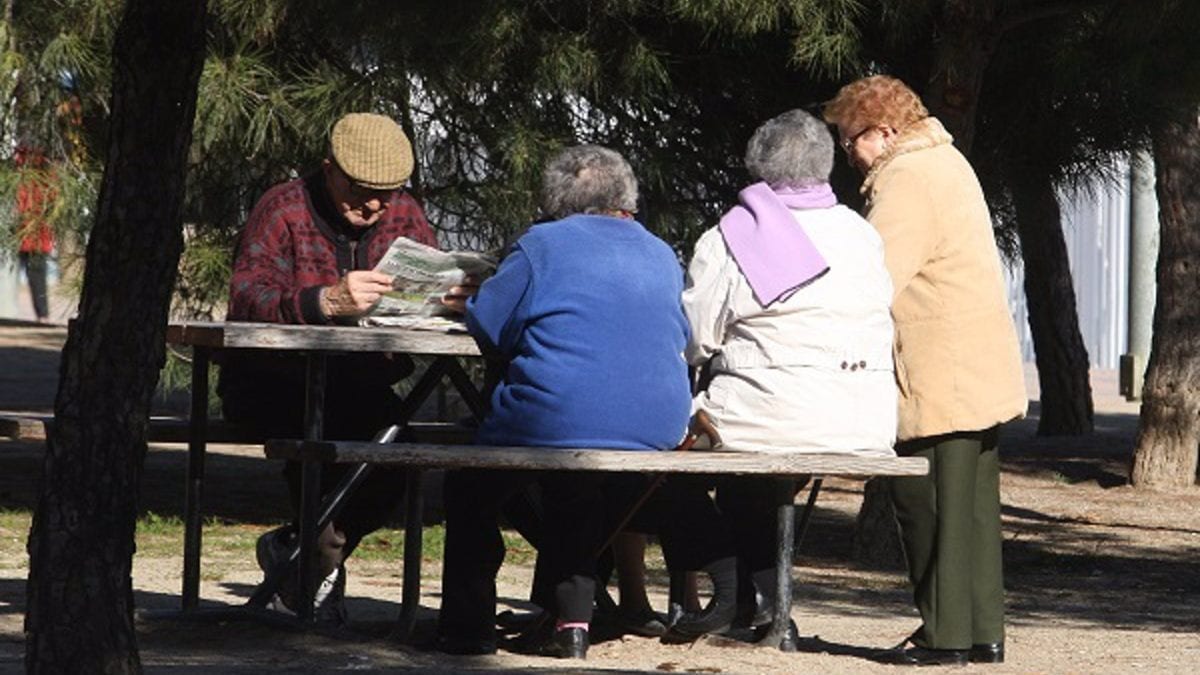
[
  {"left": 0, "top": 508, "right": 32, "bottom": 537},
  {"left": 133, "top": 512, "right": 261, "bottom": 559},
  {"left": 354, "top": 525, "right": 536, "bottom": 566},
  {"left": 0, "top": 508, "right": 31, "bottom": 568},
  {"left": 2, "top": 507, "right": 540, "bottom": 569},
  {"left": 137, "top": 511, "right": 183, "bottom": 535}
]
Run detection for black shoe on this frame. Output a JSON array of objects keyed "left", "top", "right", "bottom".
[
  {"left": 661, "top": 598, "right": 736, "bottom": 644},
  {"left": 506, "top": 614, "right": 554, "bottom": 654},
  {"left": 255, "top": 525, "right": 295, "bottom": 573},
  {"left": 613, "top": 607, "right": 668, "bottom": 638},
  {"left": 969, "top": 642, "right": 1005, "bottom": 663},
  {"left": 881, "top": 646, "right": 969, "bottom": 666},
  {"left": 420, "top": 634, "right": 498, "bottom": 656},
  {"left": 496, "top": 609, "right": 546, "bottom": 633},
  {"left": 538, "top": 627, "right": 588, "bottom": 659}
]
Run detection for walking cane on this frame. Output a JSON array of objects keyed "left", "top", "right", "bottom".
[
  {"left": 246, "top": 422, "right": 402, "bottom": 609},
  {"left": 592, "top": 410, "right": 719, "bottom": 558}
]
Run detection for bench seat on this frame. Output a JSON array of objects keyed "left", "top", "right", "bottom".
[
  {"left": 263, "top": 438, "right": 927, "bottom": 650},
  {"left": 265, "top": 439, "right": 926, "bottom": 476},
  {"left": 1, "top": 415, "right": 474, "bottom": 445}
]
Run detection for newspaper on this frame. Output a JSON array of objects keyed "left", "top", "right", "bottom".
[{"left": 361, "top": 236, "right": 497, "bottom": 329}]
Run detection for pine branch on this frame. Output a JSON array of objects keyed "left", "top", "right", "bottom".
[{"left": 993, "top": 0, "right": 1111, "bottom": 39}]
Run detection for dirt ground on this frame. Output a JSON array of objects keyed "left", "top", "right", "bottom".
[{"left": 1, "top": 322, "right": 1198, "bottom": 673}]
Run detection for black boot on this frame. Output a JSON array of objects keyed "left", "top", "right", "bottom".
[
  {"left": 538, "top": 627, "right": 589, "bottom": 659},
  {"left": 663, "top": 557, "right": 737, "bottom": 643}
]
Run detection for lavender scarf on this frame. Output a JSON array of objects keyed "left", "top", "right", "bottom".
[{"left": 717, "top": 182, "right": 833, "bottom": 307}]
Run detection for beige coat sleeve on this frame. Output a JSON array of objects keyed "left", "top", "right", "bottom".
[{"left": 866, "top": 162, "right": 940, "bottom": 298}]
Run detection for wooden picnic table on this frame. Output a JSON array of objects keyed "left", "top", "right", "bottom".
[
  {"left": 170, "top": 320, "right": 929, "bottom": 652},
  {"left": 165, "top": 320, "right": 486, "bottom": 618}
]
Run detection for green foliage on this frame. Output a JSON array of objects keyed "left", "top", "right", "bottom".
[{"left": 8, "top": 0, "right": 1199, "bottom": 325}]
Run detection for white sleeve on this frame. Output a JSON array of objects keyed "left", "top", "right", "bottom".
[{"left": 682, "top": 228, "right": 736, "bottom": 365}]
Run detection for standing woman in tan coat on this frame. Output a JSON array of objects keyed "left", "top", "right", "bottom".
[{"left": 824, "top": 75, "right": 1027, "bottom": 667}]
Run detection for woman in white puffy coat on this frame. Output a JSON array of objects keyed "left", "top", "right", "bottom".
[
  {"left": 665, "top": 109, "right": 896, "bottom": 644},
  {"left": 683, "top": 111, "right": 897, "bottom": 456}
]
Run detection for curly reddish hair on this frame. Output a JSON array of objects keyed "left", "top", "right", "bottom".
[{"left": 822, "top": 75, "right": 929, "bottom": 136}]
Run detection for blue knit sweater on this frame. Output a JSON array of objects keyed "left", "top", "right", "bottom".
[{"left": 466, "top": 214, "right": 691, "bottom": 450}]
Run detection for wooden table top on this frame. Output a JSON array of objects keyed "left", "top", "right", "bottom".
[{"left": 166, "top": 320, "right": 481, "bottom": 356}]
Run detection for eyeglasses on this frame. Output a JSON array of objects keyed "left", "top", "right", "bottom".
[
  {"left": 840, "top": 125, "right": 879, "bottom": 153},
  {"left": 333, "top": 162, "right": 391, "bottom": 202}
]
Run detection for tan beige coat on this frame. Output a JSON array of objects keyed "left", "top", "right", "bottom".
[{"left": 862, "top": 117, "right": 1027, "bottom": 441}]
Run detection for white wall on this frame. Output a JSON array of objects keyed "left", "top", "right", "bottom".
[
  {"left": 0, "top": 261, "right": 21, "bottom": 318},
  {"left": 1006, "top": 162, "right": 1131, "bottom": 370}
]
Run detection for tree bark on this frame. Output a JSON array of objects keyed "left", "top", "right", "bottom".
[
  {"left": 1008, "top": 165, "right": 1095, "bottom": 435},
  {"left": 923, "top": 0, "right": 997, "bottom": 153},
  {"left": 851, "top": 478, "right": 905, "bottom": 569},
  {"left": 24, "top": 2, "right": 207, "bottom": 673},
  {"left": 1130, "top": 107, "right": 1200, "bottom": 488}
]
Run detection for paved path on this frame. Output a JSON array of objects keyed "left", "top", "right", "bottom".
[{"left": 0, "top": 319, "right": 67, "bottom": 413}]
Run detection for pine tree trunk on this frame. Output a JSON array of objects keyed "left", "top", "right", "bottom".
[
  {"left": 1009, "top": 166, "right": 1094, "bottom": 436},
  {"left": 1130, "top": 108, "right": 1200, "bottom": 488},
  {"left": 923, "top": 0, "right": 996, "bottom": 153},
  {"left": 851, "top": 478, "right": 905, "bottom": 569},
  {"left": 23, "top": 2, "right": 207, "bottom": 672}
]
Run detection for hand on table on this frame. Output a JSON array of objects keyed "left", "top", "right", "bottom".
[{"left": 321, "top": 271, "right": 394, "bottom": 317}]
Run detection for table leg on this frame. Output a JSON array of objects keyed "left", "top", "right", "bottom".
[
  {"left": 297, "top": 352, "right": 327, "bottom": 624},
  {"left": 395, "top": 357, "right": 451, "bottom": 423},
  {"left": 763, "top": 489, "right": 799, "bottom": 652},
  {"left": 441, "top": 356, "right": 488, "bottom": 421},
  {"left": 182, "top": 346, "right": 210, "bottom": 611},
  {"left": 394, "top": 467, "right": 425, "bottom": 643}
]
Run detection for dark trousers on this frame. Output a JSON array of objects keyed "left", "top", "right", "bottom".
[
  {"left": 715, "top": 476, "right": 804, "bottom": 573},
  {"left": 649, "top": 476, "right": 737, "bottom": 573},
  {"left": 890, "top": 427, "right": 1005, "bottom": 650},
  {"left": 438, "top": 469, "right": 611, "bottom": 642},
  {"left": 651, "top": 475, "right": 801, "bottom": 576},
  {"left": 19, "top": 252, "right": 49, "bottom": 319},
  {"left": 222, "top": 380, "right": 406, "bottom": 572}
]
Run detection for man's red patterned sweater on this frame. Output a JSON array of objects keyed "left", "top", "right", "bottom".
[{"left": 219, "top": 172, "right": 437, "bottom": 407}]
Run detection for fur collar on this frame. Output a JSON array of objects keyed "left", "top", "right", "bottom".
[{"left": 860, "top": 117, "right": 955, "bottom": 196}]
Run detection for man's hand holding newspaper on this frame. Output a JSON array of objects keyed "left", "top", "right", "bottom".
[{"left": 362, "top": 237, "right": 498, "bottom": 329}]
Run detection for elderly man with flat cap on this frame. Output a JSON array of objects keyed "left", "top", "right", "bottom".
[{"left": 219, "top": 112, "right": 458, "bottom": 623}]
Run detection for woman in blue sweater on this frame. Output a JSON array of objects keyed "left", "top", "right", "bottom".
[{"left": 433, "top": 145, "right": 694, "bottom": 659}]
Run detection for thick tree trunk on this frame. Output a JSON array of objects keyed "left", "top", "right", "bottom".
[
  {"left": 1009, "top": 166, "right": 1094, "bottom": 435},
  {"left": 24, "top": 2, "right": 207, "bottom": 673},
  {"left": 923, "top": 0, "right": 996, "bottom": 153},
  {"left": 1130, "top": 108, "right": 1200, "bottom": 488},
  {"left": 851, "top": 478, "right": 905, "bottom": 569}
]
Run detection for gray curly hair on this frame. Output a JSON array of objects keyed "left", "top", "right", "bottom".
[
  {"left": 540, "top": 145, "right": 639, "bottom": 220},
  {"left": 744, "top": 109, "right": 834, "bottom": 188}
]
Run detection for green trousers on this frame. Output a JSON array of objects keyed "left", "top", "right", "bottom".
[{"left": 890, "top": 427, "right": 1004, "bottom": 650}]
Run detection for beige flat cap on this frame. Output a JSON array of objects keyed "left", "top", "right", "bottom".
[{"left": 329, "top": 113, "right": 414, "bottom": 190}]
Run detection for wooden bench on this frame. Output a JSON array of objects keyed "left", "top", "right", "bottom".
[
  {"left": 1, "top": 413, "right": 265, "bottom": 444},
  {"left": 1, "top": 414, "right": 475, "bottom": 446},
  {"left": 265, "top": 438, "right": 927, "bottom": 650}
]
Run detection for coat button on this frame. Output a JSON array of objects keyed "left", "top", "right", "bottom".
[
  {"left": 850, "top": 363, "right": 859, "bottom": 371},
  {"left": 859, "top": 360, "right": 867, "bottom": 368},
  {"left": 840, "top": 361, "right": 848, "bottom": 370}
]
